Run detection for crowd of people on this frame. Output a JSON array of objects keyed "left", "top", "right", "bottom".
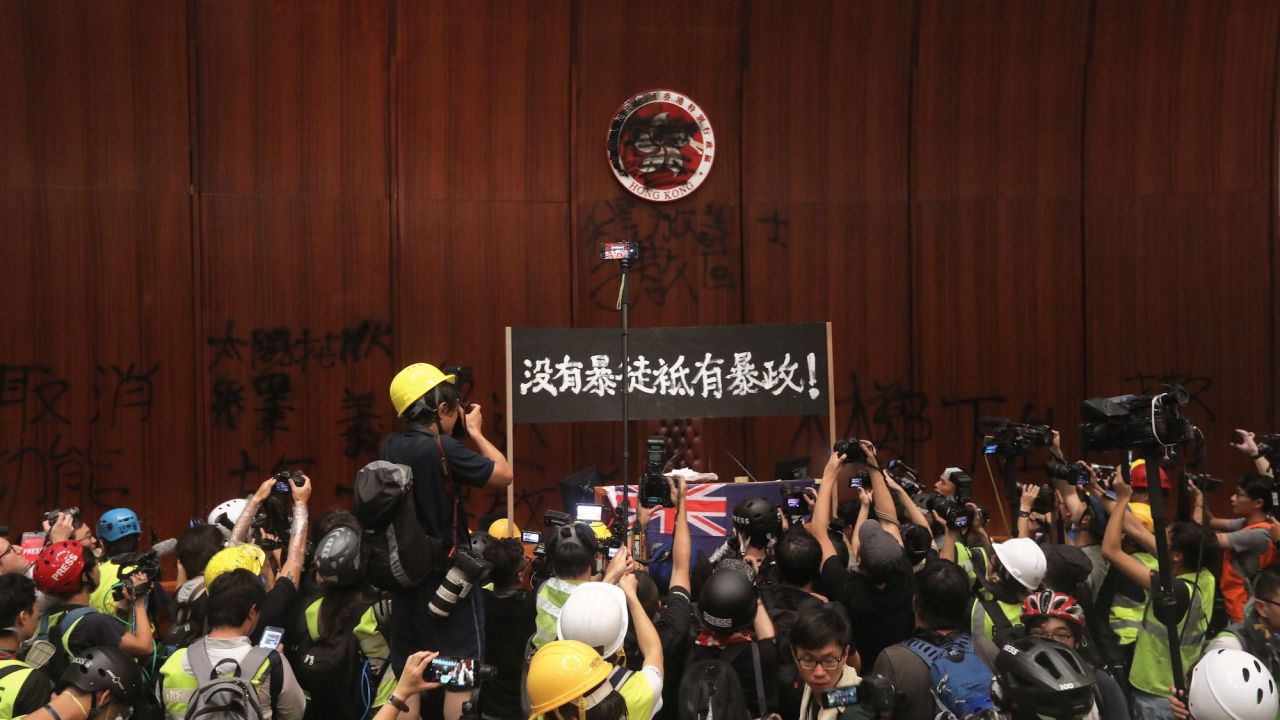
[{"left": 0, "top": 362, "right": 1278, "bottom": 720}]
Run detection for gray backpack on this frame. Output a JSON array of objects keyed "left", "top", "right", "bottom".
[{"left": 183, "top": 639, "right": 278, "bottom": 720}]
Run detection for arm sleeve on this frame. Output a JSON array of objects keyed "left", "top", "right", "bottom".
[
  {"left": 442, "top": 436, "right": 496, "bottom": 488},
  {"left": 14, "top": 669, "right": 54, "bottom": 716},
  {"left": 252, "top": 577, "right": 298, "bottom": 642},
  {"left": 819, "top": 556, "right": 849, "bottom": 603},
  {"left": 274, "top": 654, "right": 309, "bottom": 720},
  {"left": 655, "top": 587, "right": 692, "bottom": 660}
]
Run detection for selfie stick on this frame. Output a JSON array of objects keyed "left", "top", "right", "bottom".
[{"left": 602, "top": 242, "right": 639, "bottom": 541}]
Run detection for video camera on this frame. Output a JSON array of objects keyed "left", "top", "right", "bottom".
[
  {"left": 1187, "top": 472, "right": 1224, "bottom": 494},
  {"left": 112, "top": 549, "right": 161, "bottom": 602},
  {"left": 982, "top": 419, "right": 1053, "bottom": 456},
  {"left": 543, "top": 509, "right": 572, "bottom": 528},
  {"left": 1079, "top": 387, "right": 1192, "bottom": 453},
  {"left": 1046, "top": 457, "right": 1116, "bottom": 486},
  {"left": 1255, "top": 434, "right": 1280, "bottom": 464},
  {"left": 639, "top": 436, "right": 674, "bottom": 509},
  {"left": 884, "top": 459, "right": 922, "bottom": 495}
]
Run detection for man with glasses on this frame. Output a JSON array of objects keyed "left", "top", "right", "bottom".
[
  {"left": 0, "top": 534, "right": 31, "bottom": 577},
  {"left": 1020, "top": 590, "right": 1128, "bottom": 720},
  {"left": 791, "top": 603, "right": 872, "bottom": 720},
  {"left": 1189, "top": 473, "right": 1277, "bottom": 624}
]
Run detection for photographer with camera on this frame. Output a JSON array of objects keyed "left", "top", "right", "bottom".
[
  {"left": 229, "top": 474, "right": 313, "bottom": 642},
  {"left": 1189, "top": 474, "right": 1276, "bottom": 624},
  {"left": 689, "top": 559, "right": 778, "bottom": 719},
  {"left": 1102, "top": 468, "right": 1213, "bottom": 720},
  {"left": 533, "top": 524, "right": 632, "bottom": 650},
  {"left": 1231, "top": 429, "right": 1275, "bottom": 479},
  {"left": 0, "top": 532, "right": 31, "bottom": 577},
  {"left": 381, "top": 363, "right": 513, "bottom": 720},
  {"left": 29, "top": 540, "right": 154, "bottom": 681},
  {"left": 967, "top": 536, "right": 1045, "bottom": 646}
]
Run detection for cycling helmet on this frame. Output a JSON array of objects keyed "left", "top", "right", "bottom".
[
  {"left": 1021, "top": 590, "right": 1085, "bottom": 629},
  {"left": 315, "top": 526, "right": 362, "bottom": 587},
  {"left": 991, "top": 636, "right": 1098, "bottom": 720}
]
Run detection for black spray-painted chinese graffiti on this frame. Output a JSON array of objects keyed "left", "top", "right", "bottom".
[
  {"left": 207, "top": 320, "right": 394, "bottom": 491},
  {"left": 511, "top": 323, "right": 829, "bottom": 424},
  {"left": 0, "top": 363, "right": 155, "bottom": 513}
]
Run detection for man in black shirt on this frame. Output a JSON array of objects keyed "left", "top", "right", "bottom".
[
  {"left": 383, "top": 363, "right": 513, "bottom": 720},
  {"left": 0, "top": 573, "right": 52, "bottom": 717},
  {"left": 479, "top": 538, "right": 535, "bottom": 720}
]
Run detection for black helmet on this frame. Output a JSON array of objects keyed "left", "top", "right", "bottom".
[
  {"left": 60, "top": 645, "right": 144, "bottom": 705},
  {"left": 731, "top": 497, "right": 779, "bottom": 545},
  {"left": 991, "top": 636, "right": 1099, "bottom": 720},
  {"left": 549, "top": 522, "right": 597, "bottom": 556},
  {"left": 697, "top": 561, "right": 758, "bottom": 634},
  {"left": 315, "top": 526, "right": 362, "bottom": 586},
  {"left": 469, "top": 532, "right": 493, "bottom": 558}
]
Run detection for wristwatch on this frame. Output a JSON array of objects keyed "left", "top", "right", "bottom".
[{"left": 1017, "top": 509, "right": 1032, "bottom": 518}]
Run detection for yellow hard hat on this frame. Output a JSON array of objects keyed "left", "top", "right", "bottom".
[
  {"left": 389, "top": 363, "right": 456, "bottom": 417},
  {"left": 204, "top": 544, "right": 266, "bottom": 586},
  {"left": 488, "top": 518, "right": 521, "bottom": 539},
  {"left": 1129, "top": 502, "right": 1155, "bottom": 534},
  {"left": 588, "top": 521, "right": 612, "bottom": 541},
  {"left": 526, "top": 640, "right": 612, "bottom": 719}
]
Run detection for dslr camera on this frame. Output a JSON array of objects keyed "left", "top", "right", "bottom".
[
  {"left": 925, "top": 494, "right": 972, "bottom": 531},
  {"left": 832, "top": 438, "right": 869, "bottom": 464},
  {"left": 429, "top": 549, "right": 492, "bottom": 618},
  {"left": 1079, "top": 387, "right": 1192, "bottom": 453},
  {"left": 1187, "top": 472, "right": 1224, "bottom": 494},
  {"left": 639, "top": 436, "right": 674, "bottom": 509},
  {"left": 780, "top": 482, "right": 808, "bottom": 525},
  {"left": 44, "top": 507, "right": 83, "bottom": 529},
  {"left": 273, "top": 470, "right": 305, "bottom": 493}
]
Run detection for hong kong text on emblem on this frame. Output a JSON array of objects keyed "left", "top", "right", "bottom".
[{"left": 607, "top": 89, "right": 715, "bottom": 202}]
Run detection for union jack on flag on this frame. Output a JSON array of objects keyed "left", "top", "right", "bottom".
[{"left": 606, "top": 482, "right": 730, "bottom": 536}]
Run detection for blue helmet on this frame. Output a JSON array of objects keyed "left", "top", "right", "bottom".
[
  {"left": 97, "top": 508, "right": 141, "bottom": 543},
  {"left": 644, "top": 543, "right": 673, "bottom": 594}
]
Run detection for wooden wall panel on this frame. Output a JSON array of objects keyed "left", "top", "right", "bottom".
[
  {"left": 571, "top": 0, "right": 745, "bottom": 485},
  {"left": 396, "top": 0, "right": 571, "bottom": 202},
  {"left": 912, "top": 0, "right": 1089, "bottom": 526},
  {"left": 200, "top": 196, "right": 393, "bottom": 515},
  {"left": 742, "top": 0, "right": 914, "bottom": 480},
  {"left": 0, "top": 0, "right": 189, "bottom": 190},
  {"left": 395, "top": 201, "right": 574, "bottom": 528},
  {"left": 195, "top": 0, "right": 391, "bottom": 198},
  {"left": 1084, "top": 0, "right": 1279, "bottom": 496},
  {"left": 0, "top": 189, "right": 197, "bottom": 539}
]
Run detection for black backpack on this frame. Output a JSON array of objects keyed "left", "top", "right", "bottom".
[
  {"left": 761, "top": 584, "right": 824, "bottom": 720},
  {"left": 162, "top": 580, "right": 209, "bottom": 649},
  {"left": 287, "top": 598, "right": 385, "bottom": 720},
  {"left": 352, "top": 460, "right": 442, "bottom": 592}
]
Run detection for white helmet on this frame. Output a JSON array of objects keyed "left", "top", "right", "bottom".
[
  {"left": 557, "top": 582, "right": 629, "bottom": 657},
  {"left": 1189, "top": 648, "right": 1279, "bottom": 720},
  {"left": 208, "top": 498, "right": 248, "bottom": 535},
  {"left": 992, "top": 537, "right": 1047, "bottom": 591}
]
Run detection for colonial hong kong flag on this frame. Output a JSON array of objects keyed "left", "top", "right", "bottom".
[{"left": 604, "top": 480, "right": 803, "bottom": 560}]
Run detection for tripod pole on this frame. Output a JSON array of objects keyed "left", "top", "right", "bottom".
[
  {"left": 1141, "top": 451, "right": 1187, "bottom": 694},
  {"left": 616, "top": 259, "right": 632, "bottom": 541}
]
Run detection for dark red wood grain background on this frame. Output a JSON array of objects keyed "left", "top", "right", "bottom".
[{"left": 1, "top": 0, "right": 1276, "bottom": 539}]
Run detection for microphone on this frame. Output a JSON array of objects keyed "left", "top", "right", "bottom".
[{"left": 151, "top": 538, "right": 178, "bottom": 558}]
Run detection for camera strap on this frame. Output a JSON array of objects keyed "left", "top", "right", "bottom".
[{"left": 428, "top": 430, "right": 468, "bottom": 554}]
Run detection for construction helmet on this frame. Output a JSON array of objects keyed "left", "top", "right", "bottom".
[
  {"left": 991, "top": 636, "right": 1098, "bottom": 720},
  {"left": 96, "top": 508, "right": 141, "bottom": 543},
  {"left": 315, "top": 526, "right": 362, "bottom": 586},
  {"left": 34, "top": 541, "right": 90, "bottom": 595},
  {"left": 488, "top": 518, "right": 521, "bottom": 539},
  {"left": 1188, "top": 648, "right": 1280, "bottom": 720},
  {"left": 526, "top": 640, "right": 613, "bottom": 720},
  {"left": 205, "top": 544, "right": 266, "bottom": 586},
  {"left": 588, "top": 521, "right": 613, "bottom": 542},
  {"left": 389, "top": 363, "right": 456, "bottom": 417},
  {"left": 1129, "top": 459, "right": 1170, "bottom": 490},
  {"left": 992, "top": 538, "right": 1047, "bottom": 592},
  {"left": 557, "top": 582, "right": 629, "bottom": 657},
  {"left": 1129, "top": 502, "right": 1155, "bottom": 533}
]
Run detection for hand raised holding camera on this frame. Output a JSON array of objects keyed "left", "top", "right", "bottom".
[
  {"left": 463, "top": 403, "right": 484, "bottom": 438},
  {"left": 290, "top": 474, "right": 313, "bottom": 505}
]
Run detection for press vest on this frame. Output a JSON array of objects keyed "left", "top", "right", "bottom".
[
  {"left": 0, "top": 657, "right": 37, "bottom": 719},
  {"left": 969, "top": 592, "right": 1024, "bottom": 641},
  {"left": 158, "top": 644, "right": 275, "bottom": 719},
  {"left": 1109, "top": 552, "right": 1159, "bottom": 646},
  {"left": 1129, "top": 569, "right": 1216, "bottom": 696},
  {"left": 302, "top": 598, "right": 397, "bottom": 707}
]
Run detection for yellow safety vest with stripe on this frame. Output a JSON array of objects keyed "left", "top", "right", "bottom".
[
  {"left": 969, "top": 591, "right": 1025, "bottom": 642},
  {"left": 0, "top": 657, "right": 37, "bottom": 719},
  {"left": 1128, "top": 569, "right": 1215, "bottom": 697},
  {"left": 956, "top": 543, "right": 988, "bottom": 587},
  {"left": 532, "top": 667, "right": 659, "bottom": 720},
  {"left": 302, "top": 598, "right": 398, "bottom": 708},
  {"left": 158, "top": 645, "right": 275, "bottom": 718},
  {"left": 1109, "top": 552, "right": 1159, "bottom": 646},
  {"left": 90, "top": 560, "right": 122, "bottom": 616}
]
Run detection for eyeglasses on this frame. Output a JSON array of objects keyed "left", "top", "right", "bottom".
[
  {"left": 1256, "top": 596, "right": 1280, "bottom": 610},
  {"left": 0, "top": 543, "right": 14, "bottom": 561},
  {"left": 1030, "top": 629, "right": 1076, "bottom": 643},
  {"left": 794, "top": 654, "right": 844, "bottom": 671}
]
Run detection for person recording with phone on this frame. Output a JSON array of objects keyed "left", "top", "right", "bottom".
[
  {"left": 1232, "top": 429, "right": 1274, "bottom": 478},
  {"left": 382, "top": 363, "right": 514, "bottom": 720}
]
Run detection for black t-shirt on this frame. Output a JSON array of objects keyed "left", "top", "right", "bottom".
[
  {"left": 652, "top": 586, "right": 694, "bottom": 720},
  {"left": 0, "top": 659, "right": 53, "bottom": 717},
  {"left": 480, "top": 588, "right": 536, "bottom": 720},
  {"left": 45, "top": 604, "right": 126, "bottom": 679},
  {"left": 251, "top": 576, "right": 298, "bottom": 644},
  {"left": 817, "top": 556, "right": 848, "bottom": 604},
  {"left": 842, "top": 566, "right": 916, "bottom": 670},
  {"left": 380, "top": 424, "right": 494, "bottom": 546}
]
